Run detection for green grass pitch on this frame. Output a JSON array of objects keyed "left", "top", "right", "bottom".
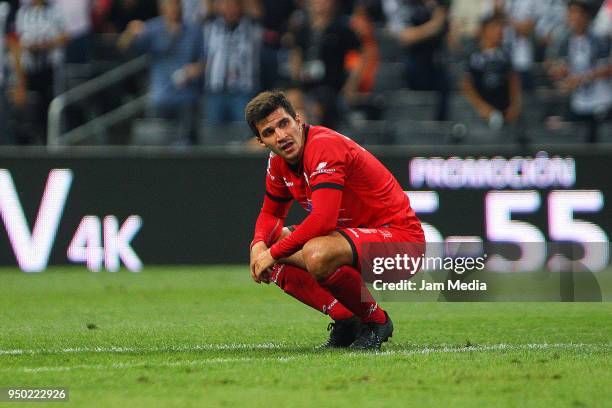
[{"left": 0, "top": 266, "right": 610, "bottom": 407}]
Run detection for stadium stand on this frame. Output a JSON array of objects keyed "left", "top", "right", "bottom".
[{"left": 0, "top": 0, "right": 608, "bottom": 147}]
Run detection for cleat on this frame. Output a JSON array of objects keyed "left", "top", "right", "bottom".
[
  {"left": 318, "top": 316, "right": 361, "bottom": 348},
  {"left": 349, "top": 311, "right": 393, "bottom": 351}
]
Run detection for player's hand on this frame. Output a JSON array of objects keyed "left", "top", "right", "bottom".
[
  {"left": 250, "top": 241, "right": 270, "bottom": 284},
  {"left": 253, "top": 249, "right": 276, "bottom": 283}
]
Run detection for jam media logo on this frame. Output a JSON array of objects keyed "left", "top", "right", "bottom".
[{"left": 0, "top": 169, "right": 142, "bottom": 273}]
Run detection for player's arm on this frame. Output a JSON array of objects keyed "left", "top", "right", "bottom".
[
  {"left": 270, "top": 187, "right": 342, "bottom": 260},
  {"left": 251, "top": 193, "right": 292, "bottom": 250},
  {"left": 250, "top": 155, "right": 293, "bottom": 282},
  {"left": 249, "top": 193, "right": 292, "bottom": 282},
  {"left": 252, "top": 187, "right": 343, "bottom": 282}
]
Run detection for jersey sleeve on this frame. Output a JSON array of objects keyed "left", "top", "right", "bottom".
[
  {"left": 305, "top": 136, "right": 349, "bottom": 192},
  {"left": 265, "top": 153, "right": 292, "bottom": 202},
  {"left": 269, "top": 187, "right": 343, "bottom": 259},
  {"left": 251, "top": 154, "right": 293, "bottom": 249}
]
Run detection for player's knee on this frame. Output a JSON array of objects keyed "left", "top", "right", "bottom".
[
  {"left": 278, "top": 227, "right": 292, "bottom": 241},
  {"left": 302, "top": 239, "right": 333, "bottom": 280}
]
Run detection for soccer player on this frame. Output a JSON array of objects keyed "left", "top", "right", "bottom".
[{"left": 247, "top": 91, "right": 424, "bottom": 350}]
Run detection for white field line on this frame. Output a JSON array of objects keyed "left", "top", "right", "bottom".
[
  {"left": 0, "top": 343, "right": 609, "bottom": 374},
  {"left": 0, "top": 342, "right": 608, "bottom": 357},
  {"left": 0, "top": 343, "right": 286, "bottom": 356}
]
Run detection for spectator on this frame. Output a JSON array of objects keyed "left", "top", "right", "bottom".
[
  {"left": 118, "top": 0, "right": 203, "bottom": 145},
  {"left": 344, "top": 0, "right": 381, "bottom": 121},
  {"left": 92, "top": 0, "right": 113, "bottom": 33},
  {"left": 182, "top": 0, "right": 212, "bottom": 24},
  {"left": 0, "top": 1, "right": 26, "bottom": 144},
  {"left": 201, "top": 0, "right": 262, "bottom": 125},
  {"left": 546, "top": 0, "right": 612, "bottom": 143},
  {"left": 252, "top": 0, "right": 298, "bottom": 89},
  {"left": 289, "top": 0, "right": 368, "bottom": 127},
  {"left": 345, "top": 1, "right": 379, "bottom": 96},
  {"left": 382, "top": 0, "right": 451, "bottom": 121},
  {"left": 15, "top": 0, "right": 67, "bottom": 144},
  {"left": 534, "top": 0, "right": 567, "bottom": 56},
  {"left": 593, "top": 0, "right": 612, "bottom": 39},
  {"left": 461, "top": 13, "right": 522, "bottom": 131},
  {"left": 483, "top": 0, "right": 538, "bottom": 90},
  {"left": 53, "top": 0, "right": 92, "bottom": 63}
]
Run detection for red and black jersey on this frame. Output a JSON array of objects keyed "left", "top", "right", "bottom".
[{"left": 253, "top": 125, "right": 422, "bottom": 259}]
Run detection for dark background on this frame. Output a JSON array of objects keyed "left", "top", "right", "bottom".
[{"left": 0, "top": 147, "right": 610, "bottom": 267}]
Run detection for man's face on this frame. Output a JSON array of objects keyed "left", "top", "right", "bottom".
[
  {"left": 482, "top": 20, "right": 504, "bottom": 47},
  {"left": 568, "top": 4, "right": 590, "bottom": 33},
  {"left": 256, "top": 108, "right": 304, "bottom": 164},
  {"left": 219, "top": 0, "right": 243, "bottom": 24},
  {"left": 161, "top": 0, "right": 182, "bottom": 22}
]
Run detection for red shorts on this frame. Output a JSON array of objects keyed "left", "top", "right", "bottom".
[
  {"left": 336, "top": 225, "right": 425, "bottom": 274},
  {"left": 286, "top": 224, "right": 425, "bottom": 281}
]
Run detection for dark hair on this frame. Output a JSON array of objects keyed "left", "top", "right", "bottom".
[
  {"left": 245, "top": 91, "right": 297, "bottom": 138},
  {"left": 479, "top": 12, "right": 506, "bottom": 29},
  {"left": 568, "top": 0, "right": 597, "bottom": 18}
]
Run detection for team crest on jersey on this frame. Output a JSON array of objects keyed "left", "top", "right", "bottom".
[
  {"left": 310, "top": 161, "right": 336, "bottom": 177},
  {"left": 282, "top": 177, "right": 294, "bottom": 187}
]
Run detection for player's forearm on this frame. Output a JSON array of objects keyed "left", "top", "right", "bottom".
[
  {"left": 269, "top": 212, "right": 337, "bottom": 259},
  {"left": 252, "top": 195, "right": 291, "bottom": 249},
  {"left": 269, "top": 188, "right": 342, "bottom": 260},
  {"left": 252, "top": 211, "right": 284, "bottom": 249}
]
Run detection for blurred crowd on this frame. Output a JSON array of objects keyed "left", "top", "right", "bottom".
[{"left": 0, "top": 0, "right": 610, "bottom": 146}]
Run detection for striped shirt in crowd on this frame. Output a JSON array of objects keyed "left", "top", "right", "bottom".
[
  {"left": 16, "top": 2, "right": 65, "bottom": 72},
  {"left": 202, "top": 16, "right": 262, "bottom": 94}
]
